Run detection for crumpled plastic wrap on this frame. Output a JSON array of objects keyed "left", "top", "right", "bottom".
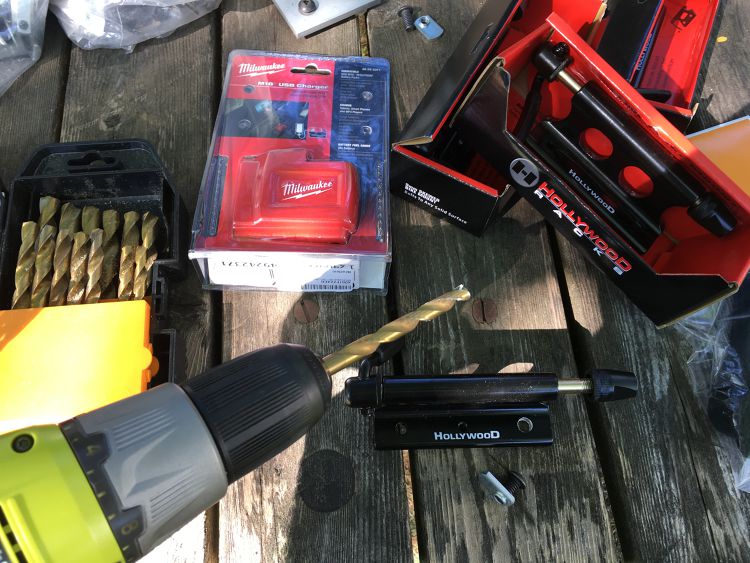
[
  {"left": 677, "top": 281, "right": 750, "bottom": 492},
  {"left": 0, "top": 0, "right": 49, "bottom": 97},
  {"left": 49, "top": 0, "right": 221, "bottom": 52}
]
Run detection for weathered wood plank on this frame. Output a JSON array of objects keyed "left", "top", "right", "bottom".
[
  {"left": 368, "top": 1, "right": 619, "bottom": 561},
  {"left": 0, "top": 17, "right": 69, "bottom": 186},
  {"left": 557, "top": 1, "right": 750, "bottom": 560},
  {"left": 693, "top": 0, "right": 750, "bottom": 129},
  {"left": 58, "top": 15, "right": 220, "bottom": 562},
  {"left": 219, "top": 2, "right": 411, "bottom": 561}
]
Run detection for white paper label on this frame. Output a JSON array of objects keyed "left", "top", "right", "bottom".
[{"left": 207, "top": 254, "right": 360, "bottom": 292}]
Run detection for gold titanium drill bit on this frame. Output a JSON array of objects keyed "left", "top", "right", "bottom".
[
  {"left": 81, "top": 206, "right": 102, "bottom": 235},
  {"left": 48, "top": 203, "right": 82, "bottom": 307},
  {"left": 132, "top": 246, "right": 158, "bottom": 300},
  {"left": 141, "top": 211, "right": 157, "bottom": 252},
  {"left": 122, "top": 211, "right": 140, "bottom": 247},
  {"left": 48, "top": 230, "right": 73, "bottom": 307},
  {"left": 84, "top": 229, "right": 104, "bottom": 304},
  {"left": 11, "top": 221, "right": 39, "bottom": 309},
  {"left": 30, "top": 224, "right": 57, "bottom": 308},
  {"left": 59, "top": 202, "right": 82, "bottom": 234},
  {"left": 37, "top": 196, "right": 61, "bottom": 231},
  {"left": 117, "top": 211, "right": 141, "bottom": 300},
  {"left": 321, "top": 286, "right": 471, "bottom": 376},
  {"left": 117, "top": 245, "right": 136, "bottom": 300},
  {"left": 101, "top": 209, "right": 121, "bottom": 295},
  {"left": 67, "top": 232, "right": 89, "bottom": 305}
]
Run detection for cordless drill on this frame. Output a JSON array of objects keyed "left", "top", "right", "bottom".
[
  {"left": 0, "top": 287, "right": 637, "bottom": 562},
  {"left": 0, "top": 289, "right": 470, "bottom": 562}
]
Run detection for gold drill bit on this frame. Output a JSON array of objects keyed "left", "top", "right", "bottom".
[
  {"left": 38, "top": 196, "right": 61, "bottom": 231},
  {"left": 321, "top": 286, "right": 472, "bottom": 376},
  {"left": 82, "top": 206, "right": 102, "bottom": 235},
  {"left": 48, "top": 203, "right": 82, "bottom": 307},
  {"left": 117, "top": 211, "right": 141, "bottom": 301},
  {"left": 117, "top": 246, "right": 136, "bottom": 300},
  {"left": 11, "top": 221, "right": 39, "bottom": 309},
  {"left": 141, "top": 211, "right": 157, "bottom": 250},
  {"left": 30, "top": 225, "right": 57, "bottom": 308},
  {"left": 59, "top": 202, "right": 82, "bottom": 234},
  {"left": 84, "top": 229, "right": 104, "bottom": 304},
  {"left": 101, "top": 210, "right": 122, "bottom": 294},
  {"left": 67, "top": 232, "right": 89, "bottom": 305},
  {"left": 122, "top": 211, "right": 140, "bottom": 247},
  {"left": 132, "top": 246, "right": 158, "bottom": 300},
  {"left": 49, "top": 230, "right": 73, "bottom": 307}
]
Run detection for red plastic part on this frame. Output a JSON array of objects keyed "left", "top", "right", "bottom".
[{"left": 232, "top": 148, "right": 359, "bottom": 244}]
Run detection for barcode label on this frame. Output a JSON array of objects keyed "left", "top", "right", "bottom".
[
  {"left": 207, "top": 253, "right": 359, "bottom": 292},
  {"left": 302, "top": 283, "right": 354, "bottom": 292}
]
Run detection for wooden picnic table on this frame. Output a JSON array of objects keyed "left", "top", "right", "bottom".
[{"left": 2, "top": 1, "right": 750, "bottom": 561}]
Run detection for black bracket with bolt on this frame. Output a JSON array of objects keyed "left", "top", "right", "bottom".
[{"left": 344, "top": 340, "right": 637, "bottom": 450}]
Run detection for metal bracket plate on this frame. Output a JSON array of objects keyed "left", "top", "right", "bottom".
[
  {"left": 370, "top": 403, "right": 553, "bottom": 449},
  {"left": 415, "top": 15, "right": 444, "bottom": 40},
  {"left": 272, "top": 0, "right": 383, "bottom": 38}
]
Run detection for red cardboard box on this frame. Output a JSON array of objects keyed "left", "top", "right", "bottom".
[{"left": 391, "top": 0, "right": 750, "bottom": 326}]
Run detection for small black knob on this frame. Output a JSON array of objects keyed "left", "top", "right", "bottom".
[{"left": 589, "top": 369, "right": 638, "bottom": 402}]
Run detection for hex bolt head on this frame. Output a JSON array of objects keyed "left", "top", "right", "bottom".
[{"left": 552, "top": 42, "right": 570, "bottom": 60}]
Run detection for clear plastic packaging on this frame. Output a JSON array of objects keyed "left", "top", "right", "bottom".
[
  {"left": 0, "top": 0, "right": 49, "bottom": 97},
  {"left": 190, "top": 51, "right": 391, "bottom": 293},
  {"left": 677, "top": 281, "right": 750, "bottom": 492},
  {"left": 49, "top": 0, "right": 221, "bottom": 52}
]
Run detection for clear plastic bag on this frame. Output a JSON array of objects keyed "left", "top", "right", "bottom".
[
  {"left": 49, "top": 0, "right": 221, "bottom": 52},
  {"left": 0, "top": 0, "right": 49, "bottom": 97},
  {"left": 677, "top": 281, "right": 750, "bottom": 492}
]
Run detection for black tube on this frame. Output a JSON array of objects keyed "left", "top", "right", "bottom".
[{"left": 345, "top": 374, "right": 560, "bottom": 408}]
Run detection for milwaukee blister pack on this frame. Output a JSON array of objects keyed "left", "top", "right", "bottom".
[
  {"left": 391, "top": 0, "right": 750, "bottom": 326},
  {"left": 191, "top": 51, "right": 391, "bottom": 292}
]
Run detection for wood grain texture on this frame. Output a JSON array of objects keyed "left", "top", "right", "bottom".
[
  {"left": 693, "top": 0, "right": 750, "bottom": 129},
  {"left": 0, "top": 17, "right": 69, "bottom": 185},
  {"left": 219, "top": 3, "right": 411, "bottom": 562},
  {"left": 221, "top": 292, "right": 410, "bottom": 562},
  {"left": 557, "top": 0, "right": 750, "bottom": 560},
  {"left": 369, "top": 1, "right": 619, "bottom": 561},
  {"left": 58, "top": 15, "right": 220, "bottom": 562}
]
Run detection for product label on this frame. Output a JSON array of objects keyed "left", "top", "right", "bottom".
[{"left": 207, "top": 254, "right": 359, "bottom": 292}]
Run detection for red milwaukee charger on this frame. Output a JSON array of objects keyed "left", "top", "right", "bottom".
[{"left": 232, "top": 148, "right": 360, "bottom": 243}]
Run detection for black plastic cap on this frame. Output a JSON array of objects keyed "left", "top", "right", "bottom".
[
  {"left": 344, "top": 377, "right": 379, "bottom": 408},
  {"left": 533, "top": 42, "right": 571, "bottom": 81},
  {"left": 589, "top": 369, "right": 638, "bottom": 402},
  {"left": 183, "top": 344, "right": 331, "bottom": 483},
  {"left": 688, "top": 194, "right": 737, "bottom": 237}
]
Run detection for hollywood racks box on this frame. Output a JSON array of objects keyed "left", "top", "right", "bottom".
[{"left": 391, "top": 0, "right": 750, "bottom": 326}]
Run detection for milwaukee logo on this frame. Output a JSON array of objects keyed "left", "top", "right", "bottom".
[
  {"left": 434, "top": 431, "right": 501, "bottom": 441},
  {"left": 567, "top": 169, "right": 616, "bottom": 214},
  {"left": 238, "top": 62, "right": 286, "bottom": 77},
  {"left": 281, "top": 179, "right": 334, "bottom": 200},
  {"left": 534, "top": 181, "right": 633, "bottom": 276}
]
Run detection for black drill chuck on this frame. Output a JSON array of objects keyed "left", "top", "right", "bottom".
[{"left": 182, "top": 344, "right": 331, "bottom": 483}]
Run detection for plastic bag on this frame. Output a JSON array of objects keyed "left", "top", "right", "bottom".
[
  {"left": 49, "top": 0, "right": 221, "bottom": 52},
  {"left": 677, "top": 281, "right": 750, "bottom": 492},
  {"left": 0, "top": 0, "right": 49, "bottom": 97}
]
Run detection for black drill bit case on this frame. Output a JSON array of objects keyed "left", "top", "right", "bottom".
[{"left": 0, "top": 139, "right": 187, "bottom": 385}]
